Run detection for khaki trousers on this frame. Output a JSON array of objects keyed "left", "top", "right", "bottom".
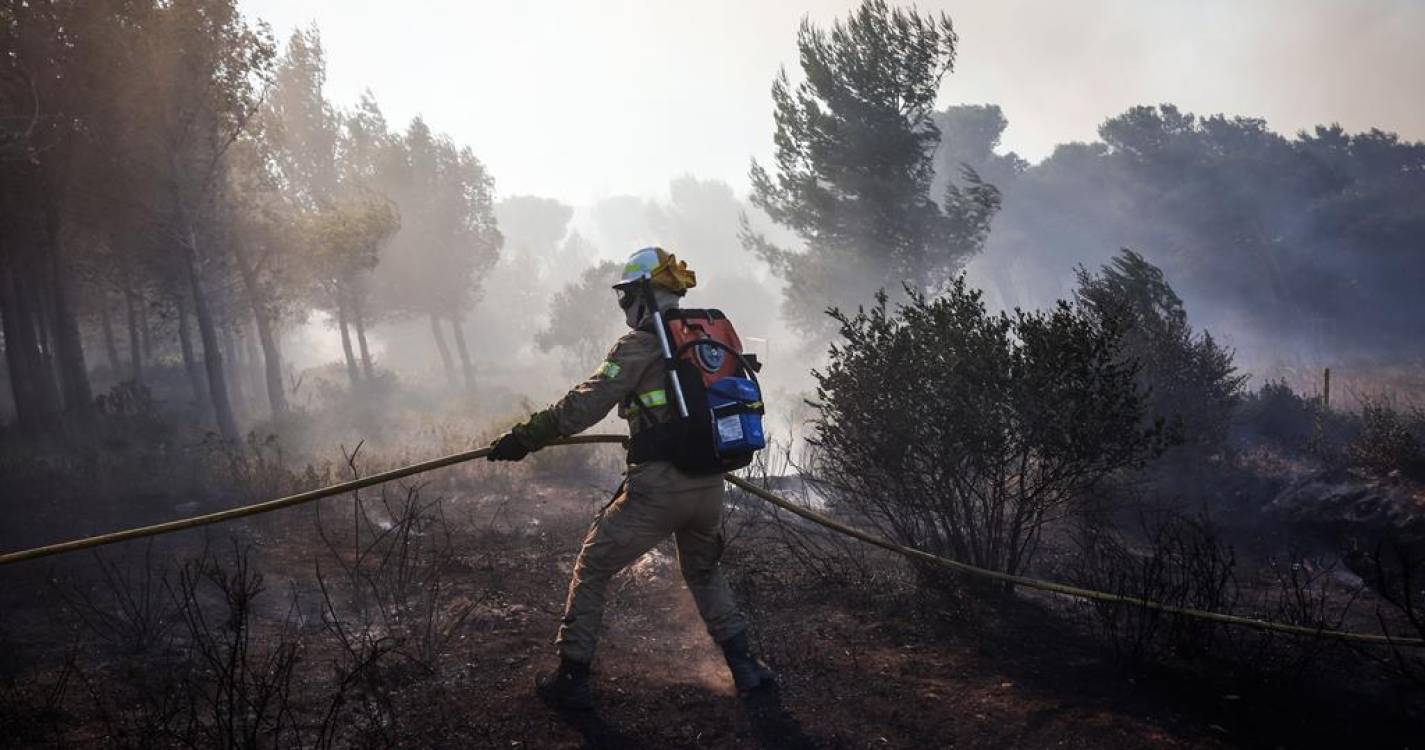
[{"left": 556, "top": 461, "right": 748, "bottom": 664}]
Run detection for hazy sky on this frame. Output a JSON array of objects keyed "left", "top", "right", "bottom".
[{"left": 240, "top": 0, "right": 1425, "bottom": 205}]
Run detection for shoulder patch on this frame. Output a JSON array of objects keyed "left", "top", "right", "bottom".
[{"left": 595, "top": 360, "right": 622, "bottom": 379}]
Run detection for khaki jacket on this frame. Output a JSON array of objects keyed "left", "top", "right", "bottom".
[{"left": 512, "top": 329, "right": 675, "bottom": 449}]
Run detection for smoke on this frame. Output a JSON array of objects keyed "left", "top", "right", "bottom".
[
  {"left": 228, "top": 0, "right": 1424, "bottom": 406},
  {"left": 241, "top": 0, "right": 1425, "bottom": 202},
  {"left": 945, "top": 0, "right": 1425, "bottom": 162}
]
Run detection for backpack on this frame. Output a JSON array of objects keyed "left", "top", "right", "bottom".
[{"left": 627, "top": 308, "right": 766, "bottom": 474}]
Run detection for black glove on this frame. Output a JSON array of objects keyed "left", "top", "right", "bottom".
[{"left": 487, "top": 432, "right": 531, "bottom": 462}]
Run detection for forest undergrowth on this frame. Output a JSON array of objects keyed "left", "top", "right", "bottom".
[{"left": 2, "top": 379, "right": 1424, "bottom": 747}]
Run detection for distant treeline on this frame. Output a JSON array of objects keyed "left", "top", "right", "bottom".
[{"left": 934, "top": 103, "right": 1425, "bottom": 363}]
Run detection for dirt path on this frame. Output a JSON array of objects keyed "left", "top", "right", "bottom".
[{"left": 379, "top": 479, "right": 1242, "bottom": 749}]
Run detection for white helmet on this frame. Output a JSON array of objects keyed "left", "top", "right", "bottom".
[{"left": 612, "top": 246, "right": 696, "bottom": 293}]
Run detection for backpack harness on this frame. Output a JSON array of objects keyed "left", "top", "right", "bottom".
[{"left": 623, "top": 280, "right": 766, "bottom": 474}]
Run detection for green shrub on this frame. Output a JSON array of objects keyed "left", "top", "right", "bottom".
[
  {"left": 1076, "top": 249, "right": 1245, "bottom": 454},
  {"left": 809, "top": 277, "right": 1161, "bottom": 582},
  {"left": 1351, "top": 395, "right": 1425, "bottom": 481},
  {"left": 1237, "top": 379, "right": 1321, "bottom": 446}
]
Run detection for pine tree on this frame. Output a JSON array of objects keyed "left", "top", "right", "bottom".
[{"left": 746, "top": 0, "right": 1000, "bottom": 336}]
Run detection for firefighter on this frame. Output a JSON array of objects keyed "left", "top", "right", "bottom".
[{"left": 487, "top": 247, "right": 774, "bottom": 710}]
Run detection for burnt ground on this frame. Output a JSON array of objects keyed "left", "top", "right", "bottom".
[{"left": 1, "top": 466, "right": 1422, "bottom": 749}]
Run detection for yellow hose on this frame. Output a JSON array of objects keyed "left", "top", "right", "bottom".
[
  {"left": 0, "top": 435, "right": 623, "bottom": 566},
  {"left": 1, "top": 434, "right": 1420, "bottom": 648}
]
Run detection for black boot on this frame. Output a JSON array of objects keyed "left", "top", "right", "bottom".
[
  {"left": 720, "top": 631, "right": 775, "bottom": 693},
  {"left": 535, "top": 657, "right": 594, "bottom": 710}
]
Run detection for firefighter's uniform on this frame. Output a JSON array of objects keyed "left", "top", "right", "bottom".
[{"left": 510, "top": 327, "right": 748, "bottom": 665}]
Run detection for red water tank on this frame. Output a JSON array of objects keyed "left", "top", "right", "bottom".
[{"left": 663, "top": 309, "right": 744, "bottom": 387}]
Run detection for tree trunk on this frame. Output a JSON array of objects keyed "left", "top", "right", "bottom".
[
  {"left": 222, "top": 322, "right": 244, "bottom": 410},
  {"left": 43, "top": 209, "right": 93, "bottom": 420},
  {"left": 242, "top": 322, "right": 262, "bottom": 407},
  {"left": 231, "top": 238, "right": 287, "bottom": 416},
  {"left": 139, "top": 291, "right": 152, "bottom": 365},
  {"left": 118, "top": 249, "right": 145, "bottom": 384},
  {"left": 26, "top": 275, "right": 63, "bottom": 412},
  {"left": 32, "top": 275, "right": 52, "bottom": 359},
  {"left": 184, "top": 228, "right": 240, "bottom": 443},
  {"left": 0, "top": 267, "right": 28, "bottom": 428},
  {"left": 0, "top": 274, "right": 35, "bottom": 431},
  {"left": 0, "top": 258, "right": 59, "bottom": 433},
  {"left": 175, "top": 291, "right": 209, "bottom": 416},
  {"left": 98, "top": 291, "right": 121, "bottom": 376},
  {"left": 335, "top": 287, "right": 361, "bottom": 387},
  {"left": 123, "top": 274, "right": 143, "bottom": 384},
  {"left": 429, "top": 312, "right": 457, "bottom": 388},
  {"left": 449, "top": 314, "right": 475, "bottom": 389},
  {"left": 353, "top": 297, "right": 374, "bottom": 381}
]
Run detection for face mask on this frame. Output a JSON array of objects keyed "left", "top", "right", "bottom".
[
  {"left": 623, "top": 300, "right": 646, "bottom": 329},
  {"left": 616, "top": 287, "right": 642, "bottom": 329},
  {"left": 616, "top": 286, "right": 679, "bottom": 329}
]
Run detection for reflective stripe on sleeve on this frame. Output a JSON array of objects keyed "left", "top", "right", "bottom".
[{"left": 636, "top": 389, "right": 667, "bottom": 408}]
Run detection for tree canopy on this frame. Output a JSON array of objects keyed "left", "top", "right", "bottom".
[
  {"left": 0, "top": 2, "right": 502, "bottom": 440},
  {"left": 747, "top": 0, "right": 1000, "bottom": 336},
  {"left": 972, "top": 104, "right": 1425, "bottom": 362}
]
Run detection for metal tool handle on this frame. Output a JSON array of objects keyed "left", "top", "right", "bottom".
[{"left": 642, "top": 275, "right": 690, "bottom": 418}]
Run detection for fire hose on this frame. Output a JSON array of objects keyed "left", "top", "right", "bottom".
[{"left": 0, "top": 434, "right": 1420, "bottom": 648}]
